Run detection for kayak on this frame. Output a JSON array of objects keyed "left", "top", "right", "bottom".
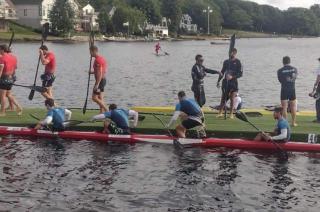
[
  {"left": 0, "top": 126, "right": 319, "bottom": 152},
  {"left": 131, "top": 106, "right": 315, "bottom": 116}
]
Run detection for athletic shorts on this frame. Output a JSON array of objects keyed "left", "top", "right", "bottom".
[
  {"left": 182, "top": 118, "right": 203, "bottom": 130},
  {"left": 108, "top": 122, "right": 130, "bottom": 135},
  {"left": 281, "top": 88, "right": 296, "bottom": 101},
  {"left": 93, "top": 78, "right": 106, "bottom": 95},
  {"left": 0, "top": 77, "right": 13, "bottom": 90},
  {"left": 222, "top": 79, "right": 238, "bottom": 99},
  {"left": 41, "top": 73, "right": 55, "bottom": 88}
]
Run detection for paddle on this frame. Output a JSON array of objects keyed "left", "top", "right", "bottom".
[
  {"left": 82, "top": 31, "right": 95, "bottom": 114},
  {"left": 139, "top": 111, "right": 263, "bottom": 117},
  {"left": 28, "top": 24, "right": 49, "bottom": 100},
  {"left": 151, "top": 113, "right": 184, "bottom": 149},
  {"left": 14, "top": 84, "right": 47, "bottom": 93},
  {"left": 160, "top": 49, "right": 169, "bottom": 56},
  {"left": 8, "top": 31, "right": 14, "bottom": 50},
  {"left": 224, "top": 34, "right": 236, "bottom": 119},
  {"left": 235, "top": 111, "right": 288, "bottom": 159}
]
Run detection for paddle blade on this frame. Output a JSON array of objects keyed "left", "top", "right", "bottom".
[
  {"left": 235, "top": 111, "right": 249, "bottom": 122},
  {"left": 28, "top": 89, "right": 35, "bottom": 100},
  {"left": 42, "top": 23, "right": 49, "bottom": 41},
  {"left": 228, "top": 34, "right": 236, "bottom": 58}
]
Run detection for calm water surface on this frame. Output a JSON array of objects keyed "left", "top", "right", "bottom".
[
  {"left": 1, "top": 138, "right": 320, "bottom": 211},
  {"left": 10, "top": 37, "right": 320, "bottom": 109},
  {"left": 1, "top": 38, "right": 320, "bottom": 211}
]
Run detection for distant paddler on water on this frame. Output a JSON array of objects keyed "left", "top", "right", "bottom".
[
  {"left": 166, "top": 91, "right": 206, "bottom": 138},
  {"left": 91, "top": 103, "right": 139, "bottom": 134},
  {"left": 89, "top": 45, "right": 108, "bottom": 113},
  {"left": 34, "top": 98, "right": 72, "bottom": 131},
  {"left": 155, "top": 42, "right": 161, "bottom": 55},
  {"left": 191, "top": 54, "right": 221, "bottom": 107}
]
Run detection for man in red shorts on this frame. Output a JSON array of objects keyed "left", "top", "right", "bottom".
[
  {"left": 90, "top": 45, "right": 107, "bottom": 113},
  {"left": 0, "top": 45, "right": 22, "bottom": 116},
  {"left": 39, "top": 45, "right": 56, "bottom": 99}
]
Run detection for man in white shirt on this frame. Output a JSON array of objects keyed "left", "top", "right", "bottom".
[{"left": 309, "top": 58, "right": 320, "bottom": 123}]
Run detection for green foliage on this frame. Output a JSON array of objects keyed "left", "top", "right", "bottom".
[
  {"left": 161, "top": 0, "right": 182, "bottom": 36},
  {"left": 127, "top": 0, "right": 161, "bottom": 24},
  {"left": 49, "top": 0, "right": 75, "bottom": 35},
  {"left": 98, "top": 8, "right": 114, "bottom": 34},
  {"left": 77, "top": 0, "right": 320, "bottom": 36},
  {"left": 111, "top": 4, "right": 146, "bottom": 35}
]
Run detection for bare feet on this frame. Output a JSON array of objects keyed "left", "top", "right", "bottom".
[
  {"left": 216, "top": 113, "right": 223, "bottom": 118},
  {"left": 292, "top": 123, "right": 298, "bottom": 127},
  {"left": 0, "top": 113, "right": 6, "bottom": 117},
  {"left": 16, "top": 107, "right": 22, "bottom": 116}
]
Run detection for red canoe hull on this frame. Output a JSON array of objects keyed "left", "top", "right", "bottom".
[{"left": 0, "top": 126, "right": 319, "bottom": 152}]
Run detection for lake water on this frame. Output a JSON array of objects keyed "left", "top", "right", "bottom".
[
  {"left": 11, "top": 37, "right": 320, "bottom": 110},
  {"left": 1, "top": 38, "right": 320, "bottom": 211}
]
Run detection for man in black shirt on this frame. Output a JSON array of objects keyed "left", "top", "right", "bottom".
[
  {"left": 217, "top": 48, "right": 242, "bottom": 118},
  {"left": 191, "top": 54, "right": 221, "bottom": 107},
  {"left": 277, "top": 56, "right": 298, "bottom": 127}
]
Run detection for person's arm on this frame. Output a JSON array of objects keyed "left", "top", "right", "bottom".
[
  {"left": 91, "top": 113, "right": 107, "bottom": 122},
  {"left": 270, "top": 128, "right": 288, "bottom": 141},
  {"left": 0, "top": 63, "right": 4, "bottom": 77},
  {"left": 234, "top": 60, "right": 243, "bottom": 79},
  {"left": 35, "top": 115, "right": 53, "bottom": 129},
  {"left": 312, "top": 75, "right": 320, "bottom": 93},
  {"left": 128, "top": 110, "right": 139, "bottom": 127},
  {"left": 277, "top": 69, "right": 283, "bottom": 84},
  {"left": 39, "top": 50, "right": 50, "bottom": 65},
  {"left": 205, "top": 68, "right": 220, "bottom": 75},
  {"left": 166, "top": 111, "right": 180, "bottom": 128},
  {"left": 64, "top": 109, "right": 72, "bottom": 121},
  {"left": 94, "top": 64, "right": 103, "bottom": 91}
]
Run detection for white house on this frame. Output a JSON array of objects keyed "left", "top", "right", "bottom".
[
  {"left": 80, "top": 4, "right": 98, "bottom": 31},
  {"left": 0, "top": 0, "right": 17, "bottom": 31},
  {"left": 12, "top": 0, "right": 79, "bottom": 29},
  {"left": 180, "top": 14, "right": 197, "bottom": 33},
  {"left": 145, "top": 17, "right": 169, "bottom": 37}
]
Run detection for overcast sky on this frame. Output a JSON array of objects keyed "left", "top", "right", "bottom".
[{"left": 246, "top": 0, "right": 320, "bottom": 10}]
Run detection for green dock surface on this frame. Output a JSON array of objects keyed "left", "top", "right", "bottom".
[{"left": 0, "top": 108, "right": 318, "bottom": 142}]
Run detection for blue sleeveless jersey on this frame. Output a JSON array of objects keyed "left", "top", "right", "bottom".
[
  {"left": 104, "top": 109, "right": 129, "bottom": 129},
  {"left": 175, "top": 98, "right": 202, "bottom": 116},
  {"left": 47, "top": 108, "right": 65, "bottom": 129},
  {"left": 276, "top": 118, "right": 291, "bottom": 141}
]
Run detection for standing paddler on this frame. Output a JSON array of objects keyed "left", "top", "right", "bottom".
[
  {"left": 89, "top": 45, "right": 108, "bottom": 113},
  {"left": 309, "top": 58, "right": 320, "bottom": 123},
  {"left": 191, "top": 54, "right": 221, "bottom": 107},
  {"left": 277, "top": 56, "right": 298, "bottom": 127},
  {"left": 155, "top": 42, "right": 161, "bottom": 55},
  {"left": 39, "top": 45, "right": 56, "bottom": 99},
  {"left": 166, "top": 91, "right": 206, "bottom": 138},
  {"left": 0, "top": 44, "right": 22, "bottom": 116},
  {"left": 217, "top": 48, "right": 243, "bottom": 119}
]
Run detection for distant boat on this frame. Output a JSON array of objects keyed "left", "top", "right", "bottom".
[
  {"left": 210, "top": 41, "right": 229, "bottom": 45},
  {"left": 287, "top": 36, "right": 292, "bottom": 40}
]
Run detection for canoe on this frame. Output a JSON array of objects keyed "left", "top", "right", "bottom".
[
  {"left": 131, "top": 106, "right": 315, "bottom": 116},
  {"left": 0, "top": 126, "right": 319, "bottom": 152}
]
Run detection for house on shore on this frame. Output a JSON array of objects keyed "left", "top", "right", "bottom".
[
  {"left": 0, "top": 0, "right": 17, "bottom": 31},
  {"left": 180, "top": 14, "right": 197, "bottom": 33},
  {"left": 145, "top": 17, "right": 169, "bottom": 37},
  {"left": 11, "top": 0, "right": 79, "bottom": 29},
  {"left": 80, "top": 4, "right": 98, "bottom": 31}
]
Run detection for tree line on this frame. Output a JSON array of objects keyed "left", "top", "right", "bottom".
[{"left": 51, "top": 0, "right": 320, "bottom": 36}]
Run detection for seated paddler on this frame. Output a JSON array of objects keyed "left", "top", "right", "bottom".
[
  {"left": 34, "top": 98, "right": 72, "bottom": 131},
  {"left": 91, "top": 104, "right": 139, "bottom": 134},
  {"left": 166, "top": 91, "right": 206, "bottom": 138},
  {"left": 255, "top": 106, "right": 291, "bottom": 142}
]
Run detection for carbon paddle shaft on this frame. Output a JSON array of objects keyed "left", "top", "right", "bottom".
[
  {"left": 83, "top": 32, "right": 94, "bottom": 114},
  {"left": 28, "top": 24, "right": 48, "bottom": 100}
]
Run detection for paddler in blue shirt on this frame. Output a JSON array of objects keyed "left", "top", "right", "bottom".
[
  {"left": 255, "top": 107, "right": 291, "bottom": 142},
  {"left": 91, "top": 104, "right": 139, "bottom": 134},
  {"left": 166, "top": 91, "right": 206, "bottom": 138},
  {"left": 35, "top": 98, "right": 72, "bottom": 131}
]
